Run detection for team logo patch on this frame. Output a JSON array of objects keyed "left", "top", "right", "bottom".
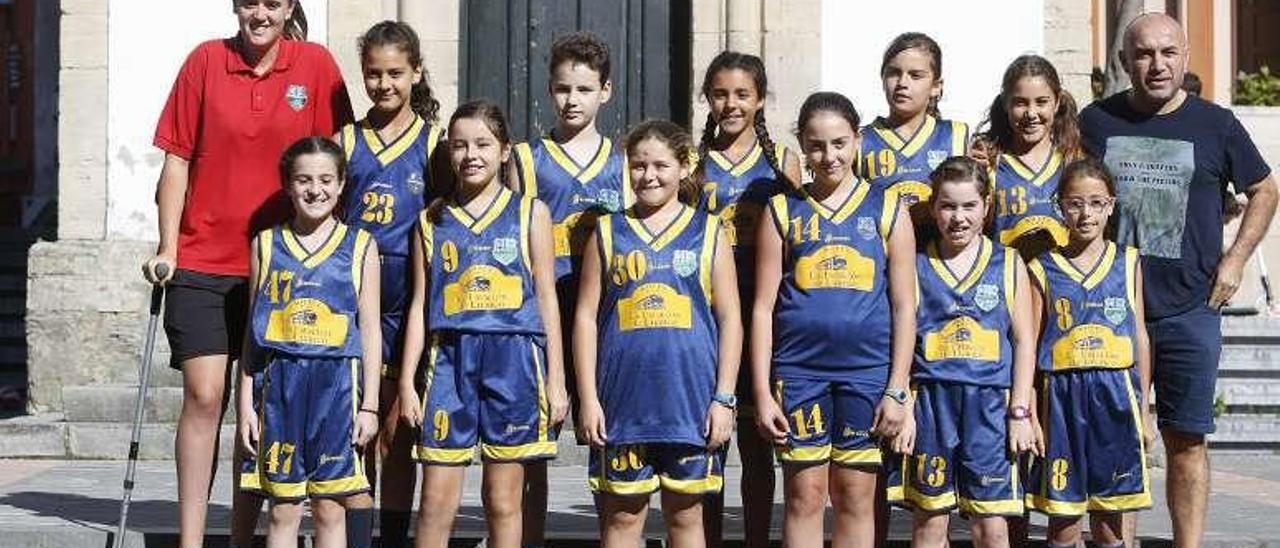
[
  {"left": 973, "top": 283, "right": 1000, "bottom": 312},
  {"left": 491, "top": 237, "right": 518, "bottom": 265},
  {"left": 672, "top": 249, "right": 697, "bottom": 277},
  {"left": 927, "top": 149, "right": 949, "bottom": 169},
  {"left": 285, "top": 84, "right": 309, "bottom": 111},
  {"left": 599, "top": 189, "right": 622, "bottom": 211},
  {"left": 406, "top": 171, "right": 425, "bottom": 195},
  {"left": 1104, "top": 297, "right": 1128, "bottom": 325},
  {"left": 857, "top": 216, "right": 877, "bottom": 240}
]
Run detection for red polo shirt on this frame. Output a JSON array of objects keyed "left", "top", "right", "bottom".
[{"left": 153, "top": 38, "right": 353, "bottom": 277}]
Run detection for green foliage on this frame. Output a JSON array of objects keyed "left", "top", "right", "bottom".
[
  {"left": 1235, "top": 66, "right": 1280, "bottom": 106},
  {"left": 1213, "top": 392, "right": 1227, "bottom": 419}
]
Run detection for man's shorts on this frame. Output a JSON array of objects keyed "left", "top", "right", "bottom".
[
  {"left": 889, "top": 382, "right": 1022, "bottom": 516},
  {"left": 1027, "top": 368, "right": 1151, "bottom": 516},
  {"left": 379, "top": 254, "right": 411, "bottom": 379},
  {"left": 413, "top": 331, "right": 558, "bottom": 464},
  {"left": 1147, "top": 304, "right": 1222, "bottom": 435},
  {"left": 163, "top": 269, "right": 248, "bottom": 369},
  {"left": 589, "top": 443, "right": 727, "bottom": 496},
  {"left": 240, "top": 356, "right": 369, "bottom": 501},
  {"left": 773, "top": 368, "right": 886, "bottom": 467}
]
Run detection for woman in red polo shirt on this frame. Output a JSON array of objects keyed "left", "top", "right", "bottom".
[{"left": 141, "top": 2, "right": 352, "bottom": 547}]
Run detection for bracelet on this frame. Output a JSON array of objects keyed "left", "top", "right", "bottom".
[{"left": 358, "top": 408, "right": 378, "bottom": 415}]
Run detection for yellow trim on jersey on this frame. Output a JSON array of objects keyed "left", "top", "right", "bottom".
[
  {"left": 340, "top": 123, "right": 357, "bottom": 162},
  {"left": 1050, "top": 241, "right": 1116, "bottom": 289},
  {"left": 878, "top": 187, "right": 900, "bottom": 244},
  {"left": 481, "top": 441, "right": 558, "bottom": 461},
  {"left": 699, "top": 214, "right": 719, "bottom": 302},
  {"left": 425, "top": 124, "right": 443, "bottom": 161},
  {"left": 707, "top": 143, "right": 763, "bottom": 178},
  {"left": 927, "top": 237, "right": 993, "bottom": 294},
  {"left": 872, "top": 115, "right": 937, "bottom": 158},
  {"left": 1027, "top": 257, "right": 1049, "bottom": 295},
  {"left": 621, "top": 161, "right": 634, "bottom": 207},
  {"left": 769, "top": 194, "right": 790, "bottom": 240},
  {"left": 531, "top": 338, "right": 549, "bottom": 445},
  {"left": 661, "top": 474, "right": 724, "bottom": 495},
  {"left": 519, "top": 195, "right": 533, "bottom": 272},
  {"left": 352, "top": 230, "right": 371, "bottom": 295},
  {"left": 950, "top": 121, "right": 969, "bottom": 156},
  {"left": 803, "top": 179, "right": 870, "bottom": 224},
  {"left": 590, "top": 475, "right": 660, "bottom": 495},
  {"left": 1125, "top": 247, "right": 1138, "bottom": 312},
  {"left": 1004, "top": 247, "right": 1017, "bottom": 316},
  {"left": 598, "top": 215, "right": 614, "bottom": 272},
  {"left": 1002, "top": 150, "right": 1062, "bottom": 187},
  {"left": 513, "top": 142, "right": 538, "bottom": 196},
  {"left": 832, "top": 447, "right": 882, "bottom": 466},
  {"left": 779, "top": 444, "right": 832, "bottom": 462},
  {"left": 418, "top": 211, "right": 434, "bottom": 263},
  {"left": 361, "top": 115, "right": 425, "bottom": 167},
  {"left": 256, "top": 230, "right": 273, "bottom": 291},
  {"left": 905, "top": 484, "right": 958, "bottom": 511},
  {"left": 775, "top": 142, "right": 789, "bottom": 177},
  {"left": 542, "top": 137, "right": 613, "bottom": 184},
  {"left": 280, "top": 223, "right": 349, "bottom": 269},
  {"left": 448, "top": 187, "right": 514, "bottom": 234},
  {"left": 625, "top": 204, "right": 696, "bottom": 252}
]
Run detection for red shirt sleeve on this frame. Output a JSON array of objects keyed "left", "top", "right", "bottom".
[
  {"left": 153, "top": 43, "right": 210, "bottom": 160},
  {"left": 312, "top": 47, "right": 354, "bottom": 136}
]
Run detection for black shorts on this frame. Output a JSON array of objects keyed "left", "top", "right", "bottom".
[{"left": 163, "top": 269, "right": 249, "bottom": 369}]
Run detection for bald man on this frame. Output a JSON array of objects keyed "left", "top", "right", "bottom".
[{"left": 1080, "top": 13, "right": 1278, "bottom": 548}]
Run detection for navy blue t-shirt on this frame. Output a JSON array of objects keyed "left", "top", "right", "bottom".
[{"left": 1080, "top": 93, "right": 1271, "bottom": 319}]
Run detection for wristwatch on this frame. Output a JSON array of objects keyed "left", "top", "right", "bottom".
[
  {"left": 1008, "top": 405, "right": 1031, "bottom": 421},
  {"left": 883, "top": 387, "right": 909, "bottom": 405},
  {"left": 711, "top": 393, "right": 738, "bottom": 410}
]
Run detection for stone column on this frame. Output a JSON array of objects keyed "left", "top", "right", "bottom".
[{"left": 1044, "top": 0, "right": 1095, "bottom": 106}]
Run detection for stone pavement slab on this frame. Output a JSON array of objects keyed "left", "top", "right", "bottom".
[{"left": 0, "top": 455, "right": 1277, "bottom": 546}]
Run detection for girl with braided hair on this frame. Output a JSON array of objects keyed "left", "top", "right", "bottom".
[{"left": 693, "top": 50, "right": 800, "bottom": 547}]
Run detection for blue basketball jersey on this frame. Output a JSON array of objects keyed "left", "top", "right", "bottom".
[
  {"left": 341, "top": 116, "right": 443, "bottom": 258},
  {"left": 512, "top": 137, "right": 629, "bottom": 281},
  {"left": 1028, "top": 242, "right": 1139, "bottom": 372},
  {"left": 418, "top": 187, "right": 543, "bottom": 335},
  {"left": 914, "top": 237, "right": 1018, "bottom": 387},
  {"left": 769, "top": 181, "right": 899, "bottom": 375},
  {"left": 859, "top": 115, "right": 968, "bottom": 205},
  {"left": 250, "top": 223, "right": 372, "bottom": 360},
  {"left": 698, "top": 142, "right": 791, "bottom": 286},
  {"left": 990, "top": 150, "right": 1068, "bottom": 247},
  {"left": 594, "top": 205, "right": 721, "bottom": 445}
]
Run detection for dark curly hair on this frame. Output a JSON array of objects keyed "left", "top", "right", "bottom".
[{"left": 549, "top": 31, "right": 611, "bottom": 85}]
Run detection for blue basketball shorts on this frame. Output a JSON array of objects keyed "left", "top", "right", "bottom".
[
  {"left": 379, "top": 254, "right": 410, "bottom": 378},
  {"left": 886, "top": 382, "right": 1022, "bottom": 516},
  {"left": 588, "top": 443, "right": 726, "bottom": 496},
  {"left": 773, "top": 367, "right": 886, "bottom": 467},
  {"left": 239, "top": 356, "right": 369, "bottom": 501},
  {"left": 413, "top": 331, "right": 558, "bottom": 464},
  {"left": 1027, "top": 368, "right": 1151, "bottom": 516}
]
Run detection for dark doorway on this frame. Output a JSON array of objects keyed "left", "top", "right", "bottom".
[
  {"left": 1237, "top": 0, "right": 1280, "bottom": 74},
  {"left": 460, "top": 0, "right": 692, "bottom": 141}
]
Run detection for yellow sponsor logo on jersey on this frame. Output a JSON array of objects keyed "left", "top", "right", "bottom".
[
  {"left": 795, "top": 245, "right": 874, "bottom": 291},
  {"left": 893, "top": 180, "right": 932, "bottom": 206},
  {"left": 923, "top": 316, "right": 1000, "bottom": 361},
  {"left": 1051, "top": 324, "right": 1134, "bottom": 370},
  {"left": 443, "top": 265, "right": 524, "bottom": 315},
  {"left": 265, "top": 298, "right": 350, "bottom": 347},
  {"left": 553, "top": 211, "right": 597, "bottom": 258},
  {"left": 618, "top": 282, "right": 692, "bottom": 331},
  {"left": 720, "top": 202, "right": 763, "bottom": 248}
]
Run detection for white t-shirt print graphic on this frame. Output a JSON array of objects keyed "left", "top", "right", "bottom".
[{"left": 1102, "top": 136, "right": 1196, "bottom": 260}]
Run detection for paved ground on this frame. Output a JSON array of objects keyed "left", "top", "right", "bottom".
[{"left": 0, "top": 456, "right": 1277, "bottom": 547}]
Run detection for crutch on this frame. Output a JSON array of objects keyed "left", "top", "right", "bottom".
[{"left": 113, "top": 263, "right": 168, "bottom": 548}]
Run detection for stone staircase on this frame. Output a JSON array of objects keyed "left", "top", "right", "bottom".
[{"left": 1210, "top": 316, "right": 1280, "bottom": 449}]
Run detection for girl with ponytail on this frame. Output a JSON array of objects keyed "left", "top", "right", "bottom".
[{"left": 694, "top": 50, "right": 800, "bottom": 547}]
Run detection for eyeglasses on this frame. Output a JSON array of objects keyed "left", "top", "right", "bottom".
[{"left": 1059, "top": 197, "right": 1113, "bottom": 215}]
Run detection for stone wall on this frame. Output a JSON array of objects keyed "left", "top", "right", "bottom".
[{"left": 1044, "top": 0, "right": 1095, "bottom": 105}]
